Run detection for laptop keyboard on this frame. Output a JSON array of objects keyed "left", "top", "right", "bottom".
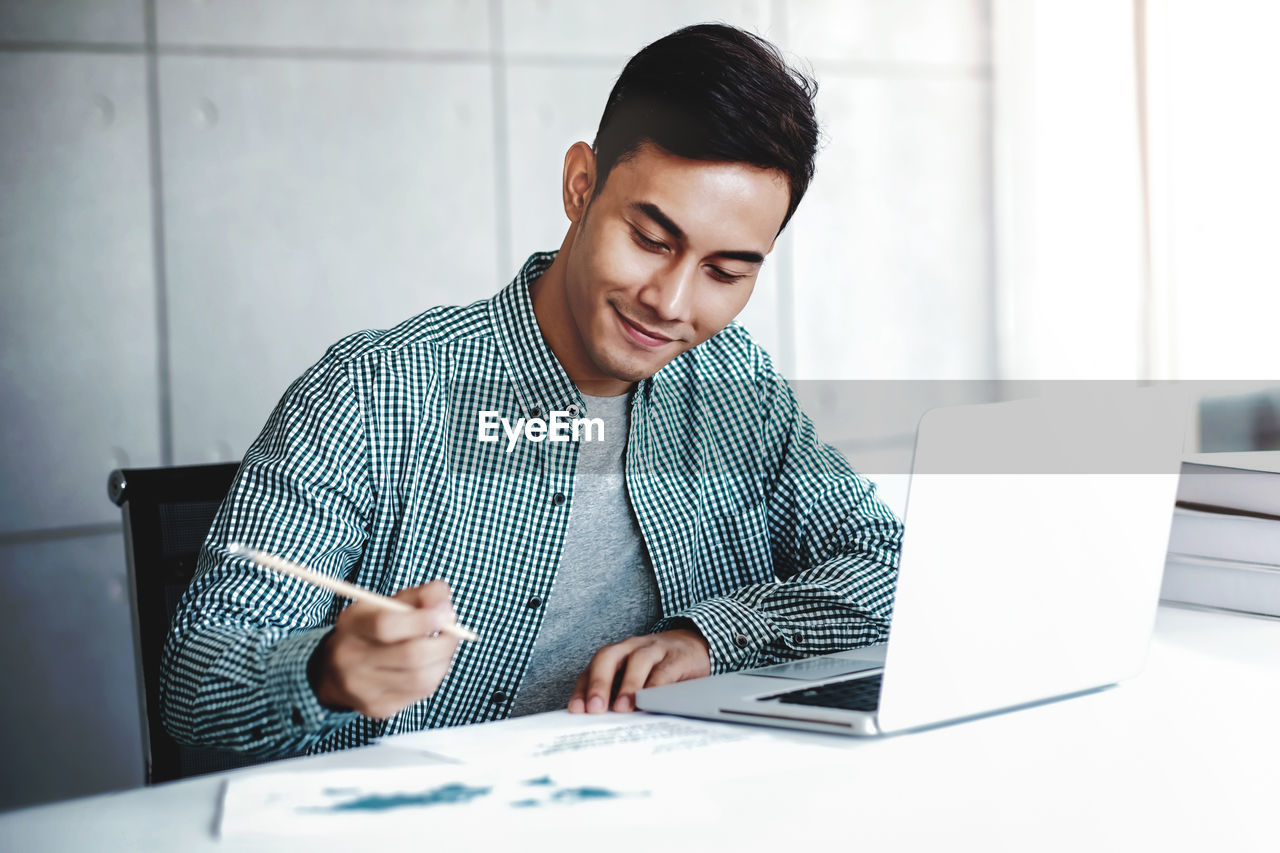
[{"left": 761, "top": 672, "right": 883, "bottom": 712}]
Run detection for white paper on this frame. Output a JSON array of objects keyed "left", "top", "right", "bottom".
[
  {"left": 382, "top": 710, "right": 786, "bottom": 765},
  {"left": 219, "top": 761, "right": 657, "bottom": 839}
]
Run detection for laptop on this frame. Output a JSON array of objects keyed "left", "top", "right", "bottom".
[{"left": 636, "top": 388, "right": 1188, "bottom": 736}]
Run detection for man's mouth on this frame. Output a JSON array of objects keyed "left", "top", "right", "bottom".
[{"left": 614, "top": 307, "right": 675, "bottom": 348}]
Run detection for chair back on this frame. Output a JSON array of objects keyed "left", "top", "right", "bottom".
[{"left": 108, "top": 463, "right": 271, "bottom": 783}]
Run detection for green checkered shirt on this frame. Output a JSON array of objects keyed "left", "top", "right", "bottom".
[{"left": 161, "top": 251, "right": 903, "bottom": 756}]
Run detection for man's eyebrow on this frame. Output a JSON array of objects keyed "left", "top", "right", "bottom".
[
  {"left": 633, "top": 202, "right": 685, "bottom": 240},
  {"left": 713, "top": 249, "right": 766, "bottom": 264},
  {"left": 630, "top": 201, "right": 765, "bottom": 265}
]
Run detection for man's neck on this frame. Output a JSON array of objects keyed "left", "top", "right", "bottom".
[{"left": 528, "top": 248, "right": 633, "bottom": 398}]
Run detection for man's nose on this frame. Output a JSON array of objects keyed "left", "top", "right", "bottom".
[{"left": 637, "top": 258, "right": 696, "bottom": 324}]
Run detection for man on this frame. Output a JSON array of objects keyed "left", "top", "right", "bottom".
[{"left": 161, "top": 23, "right": 903, "bottom": 757}]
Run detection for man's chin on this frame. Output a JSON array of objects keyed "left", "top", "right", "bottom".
[
  {"left": 596, "top": 349, "right": 671, "bottom": 384},
  {"left": 606, "top": 363, "right": 659, "bottom": 384}
]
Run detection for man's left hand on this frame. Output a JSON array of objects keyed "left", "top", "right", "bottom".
[{"left": 568, "top": 628, "right": 712, "bottom": 713}]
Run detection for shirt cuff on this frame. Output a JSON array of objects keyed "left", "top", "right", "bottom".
[
  {"left": 265, "top": 626, "right": 359, "bottom": 739},
  {"left": 655, "top": 597, "right": 785, "bottom": 675}
]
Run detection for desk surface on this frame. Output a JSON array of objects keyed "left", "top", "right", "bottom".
[{"left": 3, "top": 604, "right": 1277, "bottom": 852}]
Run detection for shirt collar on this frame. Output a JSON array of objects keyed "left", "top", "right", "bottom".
[{"left": 489, "top": 251, "right": 585, "bottom": 417}]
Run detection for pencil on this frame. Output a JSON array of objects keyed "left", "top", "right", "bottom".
[{"left": 228, "top": 543, "right": 479, "bottom": 642}]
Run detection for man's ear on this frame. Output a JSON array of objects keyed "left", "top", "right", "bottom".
[{"left": 562, "top": 141, "right": 597, "bottom": 223}]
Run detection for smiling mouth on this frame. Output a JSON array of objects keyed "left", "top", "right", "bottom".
[{"left": 614, "top": 307, "right": 675, "bottom": 348}]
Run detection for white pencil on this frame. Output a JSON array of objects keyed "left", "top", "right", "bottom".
[{"left": 228, "top": 543, "right": 479, "bottom": 642}]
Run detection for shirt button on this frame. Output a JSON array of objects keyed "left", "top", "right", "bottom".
[
  {"left": 551, "top": 492, "right": 566, "bottom": 506},
  {"left": 567, "top": 404, "right": 581, "bottom": 417},
  {"left": 733, "top": 633, "right": 750, "bottom": 648},
  {"left": 528, "top": 406, "right": 542, "bottom": 419},
  {"left": 792, "top": 632, "right": 804, "bottom": 644},
  {"left": 491, "top": 690, "right": 508, "bottom": 704},
  {"left": 526, "top": 596, "right": 543, "bottom": 609},
  {"left": 251, "top": 726, "right": 266, "bottom": 740}
]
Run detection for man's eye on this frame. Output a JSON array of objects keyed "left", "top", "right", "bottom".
[
  {"left": 709, "top": 267, "right": 747, "bottom": 283},
  {"left": 632, "top": 229, "right": 667, "bottom": 251}
]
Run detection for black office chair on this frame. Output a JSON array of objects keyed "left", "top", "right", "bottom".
[{"left": 108, "top": 462, "right": 276, "bottom": 783}]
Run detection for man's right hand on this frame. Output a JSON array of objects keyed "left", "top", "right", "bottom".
[{"left": 310, "top": 580, "right": 461, "bottom": 719}]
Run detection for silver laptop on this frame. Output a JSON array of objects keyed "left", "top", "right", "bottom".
[{"left": 637, "top": 388, "right": 1188, "bottom": 736}]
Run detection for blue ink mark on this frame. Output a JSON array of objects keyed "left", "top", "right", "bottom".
[
  {"left": 551, "top": 787, "right": 622, "bottom": 802},
  {"left": 510, "top": 799, "right": 541, "bottom": 808},
  {"left": 522, "top": 776, "right": 554, "bottom": 787},
  {"left": 309, "top": 783, "right": 492, "bottom": 812}
]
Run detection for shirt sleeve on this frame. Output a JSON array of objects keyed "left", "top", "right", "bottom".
[
  {"left": 159, "top": 343, "right": 372, "bottom": 756},
  {"left": 654, "top": 359, "right": 904, "bottom": 674}
]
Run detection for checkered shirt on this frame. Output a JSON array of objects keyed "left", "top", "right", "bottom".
[{"left": 160, "top": 251, "right": 903, "bottom": 756}]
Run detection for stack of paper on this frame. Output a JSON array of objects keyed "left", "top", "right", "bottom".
[
  {"left": 219, "top": 714, "right": 851, "bottom": 842},
  {"left": 1161, "top": 455, "right": 1280, "bottom": 616}
]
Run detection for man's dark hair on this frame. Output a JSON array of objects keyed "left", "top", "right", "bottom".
[{"left": 592, "top": 23, "right": 820, "bottom": 233}]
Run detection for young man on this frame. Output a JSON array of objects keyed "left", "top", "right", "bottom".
[{"left": 161, "top": 24, "right": 903, "bottom": 757}]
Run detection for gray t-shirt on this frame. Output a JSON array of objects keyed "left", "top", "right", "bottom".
[{"left": 507, "top": 391, "right": 662, "bottom": 716}]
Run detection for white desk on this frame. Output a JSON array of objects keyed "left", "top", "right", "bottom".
[{"left": 2, "top": 604, "right": 1277, "bottom": 852}]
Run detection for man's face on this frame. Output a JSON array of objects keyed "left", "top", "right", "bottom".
[{"left": 560, "top": 142, "right": 790, "bottom": 385}]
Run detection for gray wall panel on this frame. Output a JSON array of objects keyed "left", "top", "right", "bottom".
[
  {"left": 502, "top": 0, "right": 773, "bottom": 58},
  {"left": 156, "top": 0, "right": 489, "bottom": 52},
  {"left": 159, "top": 56, "right": 498, "bottom": 464},
  {"left": 789, "top": 0, "right": 989, "bottom": 65},
  {"left": 0, "top": 0, "right": 145, "bottom": 44},
  {"left": 0, "top": 532, "right": 144, "bottom": 811},
  {"left": 791, "top": 75, "right": 992, "bottom": 380},
  {"left": 0, "top": 53, "right": 161, "bottom": 534},
  {"left": 503, "top": 64, "right": 613, "bottom": 265}
]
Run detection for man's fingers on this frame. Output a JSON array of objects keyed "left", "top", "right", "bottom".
[
  {"left": 390, "top": 581, "right": 458, "bottom": 636},
  {"left": 394, "top": 580, "right": 453, "bottom": 610},
  {"left": 337, "top": 633, "right": 460, "bottom": 717},
  {"left": 566, "top": 631, "right": 714, "bottom": 712},
  {"left": 352, "top": 677, "right": 444, "bottom": 718},
  {"left": 344, "top": 582, "right": 456, "bottom": 644},
  {"left": 567, "top": 671, "right": 589, "bottom": 714},
  {"left": 643, "top": 658, "right": 683, "bottom": 689},
  {"left": 582, "top": 640, "right": 640, "bottom": 713},
  {"left": 370, "top": 633, "right": 460, "bottom": 672},
  {"left": 316, "top": 581, "right": 466, "bottom": 720},
  {"left": 611, "top": 644, "right": 665, "bottom": 712},
  {"left": 368, "top": 604, "right": 454, "bottom": 644}
]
